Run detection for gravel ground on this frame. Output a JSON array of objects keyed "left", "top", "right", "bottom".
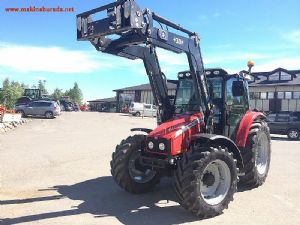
[{"left": 0, "top": 112, "right": 300, "bottom": 225}]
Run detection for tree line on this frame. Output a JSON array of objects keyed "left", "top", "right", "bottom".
[{"left": 0, "top": 78, "right": 83, "bottom": 109}]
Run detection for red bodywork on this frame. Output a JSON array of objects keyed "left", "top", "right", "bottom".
[
  {"left": 146, "top": 112, "right": 205, "bottom": 156},
  {"left": 145, "top": 110, "right": 264, "bottom": 156},
  {"left": 235, "top": 110, "right": 266, "bottom": 148}
]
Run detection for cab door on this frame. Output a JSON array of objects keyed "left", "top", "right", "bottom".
[{"left": 225, "top": 77, "right": 249, "bottom": 138}]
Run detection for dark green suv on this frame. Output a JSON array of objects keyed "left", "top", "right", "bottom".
[{"left": 267, "top": 112, "right": 300, "bottom": 140}]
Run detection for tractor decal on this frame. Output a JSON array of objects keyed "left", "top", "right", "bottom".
[{"left": 175, "top": 116, "right": 204, "bottom": 138}]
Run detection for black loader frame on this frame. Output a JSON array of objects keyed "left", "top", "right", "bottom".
[{"left": 77, "top": 0, "right": 210, "bottom": 123}]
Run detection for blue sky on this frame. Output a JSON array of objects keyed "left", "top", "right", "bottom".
[{"left": 0, "top": 0, "right": 299, "bottom": 101}]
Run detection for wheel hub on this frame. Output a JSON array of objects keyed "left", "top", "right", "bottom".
[
  {"left": 202, "top": 172, "right": 215, "bottom": 187},
  {"left": 289, "top": 130, "right": 298, "bottom": 139},
  {"left": 128, "top": 150, "right": 156, "bottom": 184},
  {"left": 256, "top": 132, "right": 269, "bottom": 175},
  {"left": 200, "top": 160, "right": 231, "bottom": 206}
]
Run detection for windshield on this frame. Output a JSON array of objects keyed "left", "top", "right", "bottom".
[{"left": 174, "top": 79, "right": 199, "bottom": 114}]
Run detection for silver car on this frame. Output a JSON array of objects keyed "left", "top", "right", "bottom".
[{"left": 15, "top": 100, "right": 60, "bottom": 119}]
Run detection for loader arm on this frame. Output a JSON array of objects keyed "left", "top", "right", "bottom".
[{"left": 77, "top": 0, "right": 210, "bottom": 122}]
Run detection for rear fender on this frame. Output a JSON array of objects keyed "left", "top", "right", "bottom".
[
  {"left": 235, "top": 111, "right": 266, "bottom": 148},
  {"left": 191, "top": 133, "right": 244, "bottom": 169}
]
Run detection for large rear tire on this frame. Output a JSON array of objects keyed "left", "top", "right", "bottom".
[
  {"left": 110, "top": 135, "right": 160, "bottom": 193},
  {"left": 239, "top": 120, "right": 271, "bottom": 188},
  {"left": 174, "top": 146, "right": 238, "bottom": 218}
]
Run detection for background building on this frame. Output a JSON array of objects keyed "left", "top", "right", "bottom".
[
  {"left": 89, "top": 68, "right": 300, "bottom": 113},
  {"left": 113, "top": 81, "right": 177, "bottom": 112},
  {"left": 249, "top": 68, "right": 300, "bottom": 112},
  {"left": 88, "top": 97, "right": 117, "bottom": 112}
]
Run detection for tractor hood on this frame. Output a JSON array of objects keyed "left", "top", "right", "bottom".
[
  {"left": 148, "top": 112, "right": 205, "bottom": 139},
  {"left": 146, "top": 112, "right": 205, "bottom": 155}
]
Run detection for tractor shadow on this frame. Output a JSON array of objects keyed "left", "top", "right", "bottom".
[{"left": 1, "top": 177, "right": 201, "bottom": 225}]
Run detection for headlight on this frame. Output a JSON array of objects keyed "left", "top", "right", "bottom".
[
  {"left": 148, "top": 141, "right": 154, "bottom": 149},
  {"left": 159, "top": 143, "right": 165, "bottom": 151}
]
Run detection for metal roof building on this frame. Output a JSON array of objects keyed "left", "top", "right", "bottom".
[
  {"left": 248, "top": 68, "right": 300, "bottom": 112},
  {"left": 113, "top": 81, "right": 177, "bottom": 112},
  {"left": 88, "top": 68, "right": 300, "bottom": 113}
]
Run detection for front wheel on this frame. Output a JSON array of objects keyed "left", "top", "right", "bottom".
[
  {"left": 239, "top": 120, "right": 271, "bottom": 188},
  {"left": 110, "top": 135, "right": 160, "bottom": 193},
  {"left": 174, "top": 146, "right": 238, "bottom": 218},
  {"left": 287, "top": 128, "right": 299, "bottom": 140}
]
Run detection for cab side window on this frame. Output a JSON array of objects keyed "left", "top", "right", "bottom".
[{"left": 226, "top": 78, "right": 248, "bottom": 108}]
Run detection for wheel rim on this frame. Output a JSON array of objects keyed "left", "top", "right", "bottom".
[
  {"left": 128, "top": 150, "right": 156, "bottom": 183},
  {"left": 46, "top": 112, "right": 52, "bottom": 118},
  {"left": 256, "top": 132, "right": 269, "bottom": 175},
  {"left": 289, "top": 130, "right": 299, "bottom": 139},
  {"left": 200, "top": 160, "right": 231, "bottom": 205}
]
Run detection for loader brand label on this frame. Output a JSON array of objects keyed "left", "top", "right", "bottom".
[
  {"left": 175, "top": 117, "right": 203, "bottom": 138},
  {"left": 173, "top": 37, "right": 183, "bottom": 45}
]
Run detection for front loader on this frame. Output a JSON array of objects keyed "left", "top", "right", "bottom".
[{"left": 77, "top": 0, "right": 271, "bottom": 217}]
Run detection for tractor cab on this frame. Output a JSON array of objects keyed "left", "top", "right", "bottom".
[
  {"left": 206, "top": 69, "right": 249, "bottom": 137},
  {"left": 174, "top": 69, "right": 250, "bottom": 137}
]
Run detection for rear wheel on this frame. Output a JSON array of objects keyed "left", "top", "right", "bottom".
[
  {"left": 239, "top": 120, "right": 271, "bottom": 188},
  {"left": 110, "top": 135, "right": 160, "bottom": 193},
  {"left": 45, "top": 111, "right": 53, "bottom": 119},
  {"left": 174, "top": 146, "right": 238, "bottom": 218},
  {"left": 287, "top": 128, "right": 299, "bottom": 140},
  {"left": 135, "top": 112, "right": 141, "bottom": 117}
]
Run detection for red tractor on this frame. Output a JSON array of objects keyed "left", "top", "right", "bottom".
[{"left": 77, "top": 0, "right": 271, "bottom": 217}]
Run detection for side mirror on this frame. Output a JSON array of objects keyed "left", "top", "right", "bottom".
[{"left": 232, "top": 81, "right": 245, "bottom": 96}]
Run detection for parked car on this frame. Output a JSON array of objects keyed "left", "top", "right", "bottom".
[
  {"left": 73, "top": 102, "right": 80, "bottom": 111},
  {"left": 80, "top": 105, "right": 89, "bottom": 111},
  {"left": 15, "top": 100, "right": 60, "bottom": 119},
  {"left": 129, "top": 102, "right": 157, "bottom": 117},
  {"left": 266, "top": 112, "right": 300, "bottom": 139},
  {"left": 59, "top": 100, "right": 74, "bottom": 111}
]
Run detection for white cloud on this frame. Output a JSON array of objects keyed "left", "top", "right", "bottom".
[
  {"left": 213, "top": 12, "right": 221, "bottom": 18},
  {"left": 204, "top": 52, "right": 270, "bottom": 65},
  {"left": 155, "top": 48, "right": 300, "bottom": 74},
  {"left": 253, "top": 58, "right": 300, "bottom": 72},
  {"left": 0, "top": 42, "right": 104, "bottom": 74},
  {"left": 284, "top": 30, "right": 300, "bottom": 45}
]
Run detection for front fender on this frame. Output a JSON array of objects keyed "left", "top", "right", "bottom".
[
  {"left": 235, "top": 110, "right": 266, "bottom": 148},
  {"left": 191, "top": 133, "right": 244, "bottom": 169}
]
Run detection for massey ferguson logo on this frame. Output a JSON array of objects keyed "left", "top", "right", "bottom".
[{"left": 173, "top": 37, "right": 183, "bottom": 45}]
